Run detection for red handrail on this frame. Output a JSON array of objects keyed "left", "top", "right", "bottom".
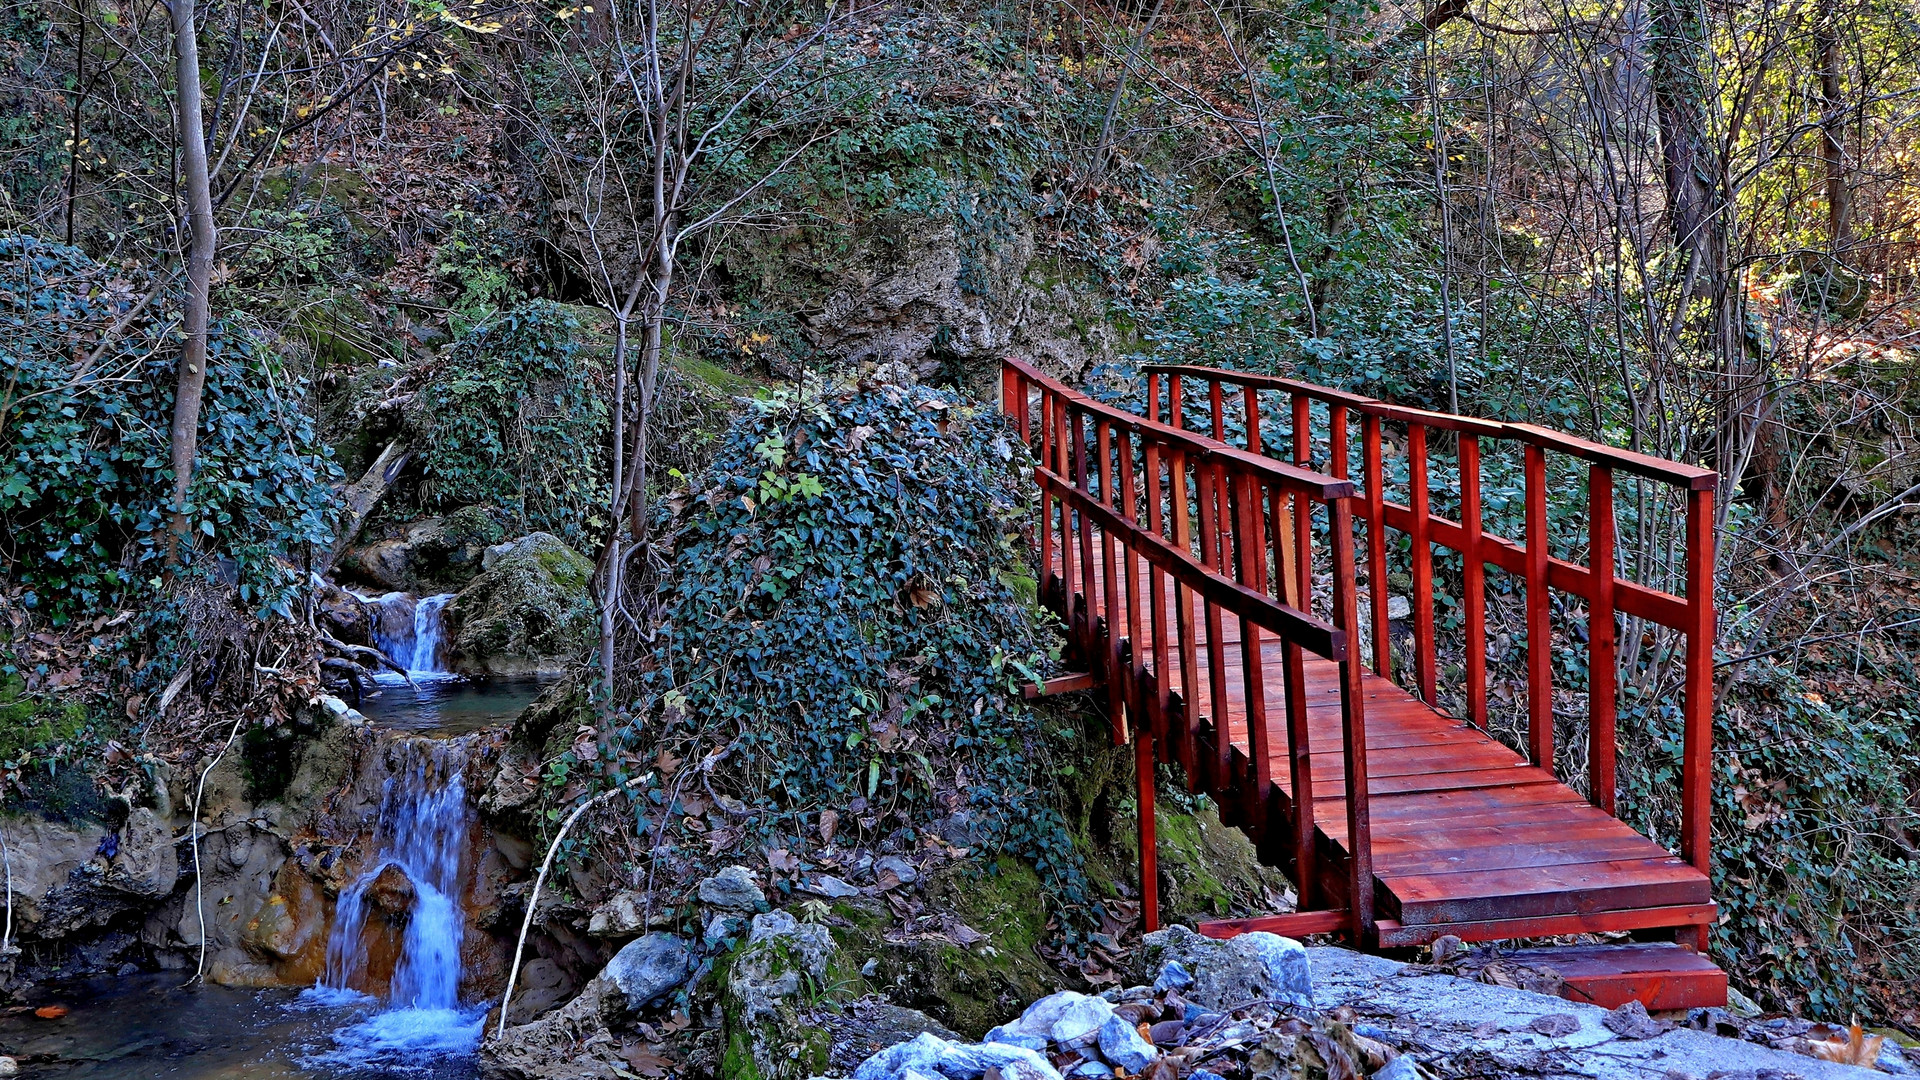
[
  {"left": 1001, "top": 358, "right": 1376, "bottom": 941},
  {"left": 1138, "top": 363, "right": 1718, "bottom": 947}
]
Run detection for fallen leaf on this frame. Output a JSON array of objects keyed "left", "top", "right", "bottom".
[
  {"left": 1601, "top": 1000, "right": 1671, "bottom": 1040},
  {"left": 1809, "top": 1024, "right": 1883, "bottom": 1066},
  {"left": 766, "top": 848, "right": 799, "bottom": 873},
  {"left": 817, "top": 809, "right": 839, "bottom": 846},
  {"left": 34, "top": 1006, "right": 68, "bottom": 1019},
  {"left": 947, "top": 921, "right": 987, "bottom": 946},
  {"left": 1528, "top": 1013, "right": 1580, "bottom": 1038}
]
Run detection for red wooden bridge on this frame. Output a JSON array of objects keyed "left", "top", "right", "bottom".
[{"left": 999, "top": 357, "right": 1727, "bottom": 1010}]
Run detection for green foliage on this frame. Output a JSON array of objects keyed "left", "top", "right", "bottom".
[
  {"left": 0, "top": 235, "right": 341, "bottom": 621},
  {"left": 1629, "top": 665, "right": 1920, "bottom": 1018},
  {"left": 622, "top": 375, "right": 1092, "bottom": 917},
  {"left": 408, "top": 300, "right": 609, "bottom": 545},
  {"left": 431, "top": 209, "right": 528, "bottom": 330}
]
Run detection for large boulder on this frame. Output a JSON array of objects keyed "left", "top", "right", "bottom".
[
  {"left": 446, "top": 533, "right": 596, "bottom": 677},
  {"left": 340, "top": 505, "right": 512, "bottom": 592},
  {"left": 603, "top": 932, "right": 693, "bottom": 1011},
  {"left": 1132, "top": 925, "right": 1312, "bottom": 1013}
]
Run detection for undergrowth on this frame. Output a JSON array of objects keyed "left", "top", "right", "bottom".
[{"left": 560, "top": 372, "right": 1097, "bottom": 931}]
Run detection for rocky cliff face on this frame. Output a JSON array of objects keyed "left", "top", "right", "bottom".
[{"left": 0, "top": 709, "right": 534, "bottom": 1001}]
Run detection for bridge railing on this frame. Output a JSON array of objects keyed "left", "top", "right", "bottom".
[
  {"left": 1138, "top": 363, "right": 1717, "bottom": 890},
  {"left": 1001, "top": 357, "right": 1380, "bottom": 937}
]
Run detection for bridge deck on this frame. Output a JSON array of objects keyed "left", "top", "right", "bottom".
[{"left": 1071, "top": 542, "right": 1713, "bottom": 933}]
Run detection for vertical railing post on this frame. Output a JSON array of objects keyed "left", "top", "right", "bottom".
[
  {"left": 1147, "top": 373, "right": 1162, "bottom": 425},
  {"left": 1170, "top": 448, "right": 1201, "bottom": 786},
  {"left": 1409, "top": 425, "right": 1437, "bottom": 703},
  {"left": 1097, "top": 421, "right": 1125, "bottom": 745},
  {"left": 1233, "top": 472, "right": 1273, "bottom": 843},
  {"left": 1524, "top": 441, "right": 1553, "bottom": 769},
  {"left": 1291, "top": 395, "right": 1313, "bottom": 609},
  {"left": 1329, "top": 498, "right": 1373, "bottom": 944},
  {"left": 1461, "top": 434, "right": 1487, "bottom": 730},
  {"left": 1195, "top": 460, "right": 1232, "bottom": 798},
  {"left": 1145, "top": 441, "right": 1171, "bottom": 749},
  {"left": 1209, "top": 380, "right": 1225, "bottom": 441},
  {"left": 1169, "top": 375, "right": 1184, "bottom": 431},
  {"left": 1364, "top": 414, "right": 1391, "bottom": 682},
  {"left": 1244, "top": 386, "right": 1261, "bottom": 453},
  {"left": 1588, "top": 464, "right": 1617, "bottom": 815},
  {"left": 1681, "top": 487, "right": 1715, "bottom": 878}
]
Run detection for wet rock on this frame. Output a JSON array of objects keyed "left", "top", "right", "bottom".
[
  {"left": 481, "top": 977, "right": 628, "bottom": 1080},
  {"left": 1134, "top": 925, "right": 1312, "bottom": 1012},
  {"left": 363, "top": 864, "right": 417, "bottom": 922},
  {"left": 602, "top": 932, "right": 692, "bottom": 1011},
  {"left": 341, "top": 506, "right": 510, "bottom": 592},
  {"left": 447, "top": 533, "right": 595, "bottom": 677},
  {"left": 697, "top": 865, "right": 766, "bottom": 911},
  {"left": 1096, "top": 1013, "right": 1157, "bottom": 1071},
  {"left": 505, "top": 957, "right": 575, "bottom": 1022}
]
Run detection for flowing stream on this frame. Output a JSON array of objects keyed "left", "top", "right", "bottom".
[
  {"left": 362, "top": 591, "right": 458, "bottom": 677},
  {"left": 304, "top": 738, "right": 486, "bottom": 1069}
]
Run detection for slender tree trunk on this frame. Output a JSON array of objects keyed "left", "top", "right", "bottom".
[
  {"left": 1815, "top": 0, "right": 1851, "bottom": 251},
  {"left": 1648, "top": 0, "right": 1722, "bottom": 308},
  {"left": 167, "top": 0, "right": 218, "bottom": 545}
]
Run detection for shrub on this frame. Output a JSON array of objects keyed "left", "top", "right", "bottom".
[
  {"left": 0, "top": 235, "right": 340, "bottom": 621},
  {"left": 590, "top": 374, "right": 1093, "bottom": 917},
  {"left": 407, "top": 300, "right": 610, "bottom": 546}
]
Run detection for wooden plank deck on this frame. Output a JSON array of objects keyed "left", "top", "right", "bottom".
[{"left": 1066, "top": 539, "right": 1713, "bottom": 934}]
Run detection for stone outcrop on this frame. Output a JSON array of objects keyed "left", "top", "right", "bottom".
[
  {"left": 340, "top": 505, "right": 512, "bottom": 593},
  {"left": 446, "top": 532, "right": 596, "bottom": 677}
]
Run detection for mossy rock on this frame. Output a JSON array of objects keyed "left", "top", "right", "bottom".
[
  {"left": 447, "top": 532, "right": 596, "bottom": 677},
  {"left": 1154, "top": 799, "right": 1296, "bottom": 926},
  {"left": 829, "top": 861, "right": 1058, "bottom": 1038},
  {"left": 341, "top": 506, "right": 513, "bottom": 593}
]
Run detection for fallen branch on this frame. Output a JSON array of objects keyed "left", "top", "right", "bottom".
[
  {"left": 187, "top": 710, "right": 250, "bottom": 985},
  {"left": 318, "top": 631, "right": 414, "bottom": 684},
  {"left": 493, "top": 769, "right": 654, "bottom": 1038}
]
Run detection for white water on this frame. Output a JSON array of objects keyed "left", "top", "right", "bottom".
[
  {"left": 361, "top": 591, "right": 459, "bottom": 678},
  {"left": 302, "top": 739, "right": 484, "bottom": 1069}
]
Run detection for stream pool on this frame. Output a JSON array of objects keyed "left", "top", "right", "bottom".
[
  {"left": 0, "top": 974, "right": 479, "bottom": 1078},
  {"left": 356, "top": 675, "right": 554, "bottom": 735}
]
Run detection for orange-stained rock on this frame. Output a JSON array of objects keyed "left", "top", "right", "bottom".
[
  {"left": 242, "top": 864, "right": 332, "bottom": 986},
  {"left": 365, "top": 863, "right": 417, "bottom": 924}
]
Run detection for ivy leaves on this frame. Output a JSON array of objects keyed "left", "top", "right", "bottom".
[
  {"left": 0, "top": 236, "right": 339, "bottom": 622},
  {"left": 634, "top": 375, "right": 1091, "bottom": 913}
]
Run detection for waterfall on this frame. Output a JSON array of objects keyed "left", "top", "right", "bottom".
[
  {"left": 305, "top": 738, "right": 483, "bottom": 1062},
  {"left": 409, "top": 593, "right": 453, "bottom": 675},
  {"left": 358, "top": 591, "right": 457, "bottom": 676}
]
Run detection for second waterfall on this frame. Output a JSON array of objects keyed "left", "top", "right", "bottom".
[{"left": 304, "top": 737, "right": 485, "bottom": 1065}]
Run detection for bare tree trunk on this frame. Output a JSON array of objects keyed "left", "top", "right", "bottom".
[
  {"left": 167, "top": 0, "right": 218, "bottom": 545},
  {"left": 1648, "top": 0, "right": 1722, "bottom": 309},
  {"left": 1815, "top": 0, "right": 1851, "bottom": 251},
  {"left": 318, "top": 440, "right": 411, "bottom": 574}
]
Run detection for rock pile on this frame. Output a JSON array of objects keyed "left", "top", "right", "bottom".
[{"left": 837, "top": 928, "right": 1419, "bottom": 1080}]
